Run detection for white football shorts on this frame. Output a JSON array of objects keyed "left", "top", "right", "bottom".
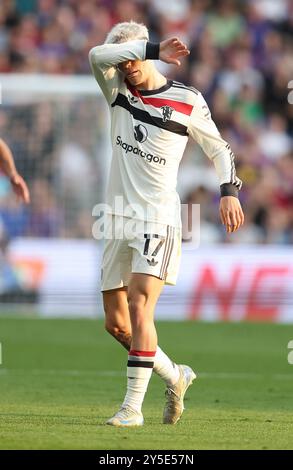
[{"left": 100, "top": 215, "right": 181, "bottom": 291}]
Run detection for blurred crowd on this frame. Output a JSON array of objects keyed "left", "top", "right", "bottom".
[
  {"left": 0, "top": 97, "right": 105, "bottom": 238},
  {"left": 0, "top": 0, "right": 293, "bottom": 243}
]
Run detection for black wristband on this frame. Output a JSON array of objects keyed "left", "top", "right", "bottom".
[
  {"left": 145, "top": 42, "right": 160, "bottom": 60},
  {"left": 220, "top": 183, "right": 239, "bottom": 198}
]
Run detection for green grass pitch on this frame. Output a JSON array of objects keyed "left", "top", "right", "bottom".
[{"left": 0, "top": 316, "right": 293, "bottom": 449}]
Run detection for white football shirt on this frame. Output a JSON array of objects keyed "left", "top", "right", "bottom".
[{"left": 89, "top": 40, "right": 242, "bottom": 227}]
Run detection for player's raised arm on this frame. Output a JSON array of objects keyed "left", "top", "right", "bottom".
[
  {"left": 0, "top": 138, "right": 30, "bottom": 204},
  {"left": 89, "top": 39, "right": 158, "bottom": 104},
  {"left": 89, "top": 31, "right": 190, "bottom": 104},
  {"left": 187, "top": 93, "right": 244, "bottom": 233}
]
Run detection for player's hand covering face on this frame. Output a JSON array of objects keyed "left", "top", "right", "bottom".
[{"left": 219, "top": 196, "right": 244, "bottom": 233}]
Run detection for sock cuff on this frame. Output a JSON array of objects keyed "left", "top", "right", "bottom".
[
  {"left": 128, "top": 350, "right": 156, "bottom": 368},
  {"left": 129, "top": 350, "right": 156, "bottom": 357}
]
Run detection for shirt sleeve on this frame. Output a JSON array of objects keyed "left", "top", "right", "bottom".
[
  {"left": 88, "top": 40, "right": 160, "bottom": 105},
  {"left": 188, "top": 92, "right": 242, "bottom": 197}
]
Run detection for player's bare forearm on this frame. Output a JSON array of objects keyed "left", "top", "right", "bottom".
[
  {"left": 159, "top": 38, "right": 190, "bottom": 66},
  {"left": 0, "top": 138, "right": 18, "bottom": 179},
  {"left": 0, "top": 138, "right": 30, "bottom": 204},
  {"left": 219, "top": 196, "right": 244, "bottom": 233}
]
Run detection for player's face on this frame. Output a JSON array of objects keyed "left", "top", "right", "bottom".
[{"left": 118, "top": 59, "right": 150, "bottom": 87}]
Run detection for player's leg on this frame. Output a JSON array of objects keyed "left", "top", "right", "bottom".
[
  {"left": 103, "top": 287, "right": 132, "bottom": 350},
  {"left": 103, "top": 286, "right": 196, "bottom": 424},
  {"left": 107, "top": 273, "right": 163, "bottom": 426},
  {"left": 103, "top": 218, "right": 196, "bottom": 425},
  {"left": 127, "top": 223, "right": 196, "bottom": 425},
  {"left": 127, "top": 272, "right": 163, "bottom": 350},
  {"left": 103, "top": 286, "right": 181, "bottom": 386}
]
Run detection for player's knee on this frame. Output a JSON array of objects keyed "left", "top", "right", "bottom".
[
  {"left": 127, "top": 298, "right": 149, "bottom": 327},
  {"left": 104, "top": 320, "right": 115, "bottom": 336},
  {"left": 128, "top": 296, "right": 143, "bottom": 315},
  {"left": 105, "top": 321, "right": 127, "bottom": 339},
  {"left": 103, "top": 302, "right": 122, "bottom": 334}
]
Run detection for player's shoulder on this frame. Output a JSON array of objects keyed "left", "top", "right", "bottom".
[
  {"left": 171, "top": 80, "right": 200, "bottom": 96},
  {"left": 170, "top": 80, "right": 202, "bottom": 106},
  {"left": 172, "top": 80, "right": 199, "bottom": 94}
]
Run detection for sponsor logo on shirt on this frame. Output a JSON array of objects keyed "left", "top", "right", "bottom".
[
  {"left": 134, "top": 124, "right": 148, "bottom": 143},
  {"left": 116, "top": 136, "right": 166, "bottom": 166}
]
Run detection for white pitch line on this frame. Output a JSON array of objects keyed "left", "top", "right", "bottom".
[
  {"left": 0, "top": 369, "right": 292, "bottom": 380},
  {"left": 0, "top": 369, "right": 124, "bottom": 377}
]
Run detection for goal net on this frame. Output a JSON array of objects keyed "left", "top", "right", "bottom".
[
  {"left": 0, "top": 73, "right": 109, "bottom": 240},
  {"left": 0, "top": 74, "right": 108, "bottom": 314}
]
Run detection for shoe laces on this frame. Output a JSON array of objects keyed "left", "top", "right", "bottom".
[
  {"left": 117, "top": 407, "right": 138, "bottom": 418},
  {"left": 165, "top": 387, "right": 180, "bottom": 405}
]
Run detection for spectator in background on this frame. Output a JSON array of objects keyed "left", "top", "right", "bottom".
[
  {"left": 205, "top": 0, "right": 245, "bottom": 49},
  {"left": 26, "top": 178, "right": 63, "bottom": 237},
  {"left": 258, "top": 113, "right": 292, "bottom": 161}
]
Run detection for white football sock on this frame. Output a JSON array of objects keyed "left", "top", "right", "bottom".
[
  {"left": 122, "top": 349, "right": 156, "bottom": 413},
  {"left": 153, "top": 346, "right": 180, "bottom": 386}
]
